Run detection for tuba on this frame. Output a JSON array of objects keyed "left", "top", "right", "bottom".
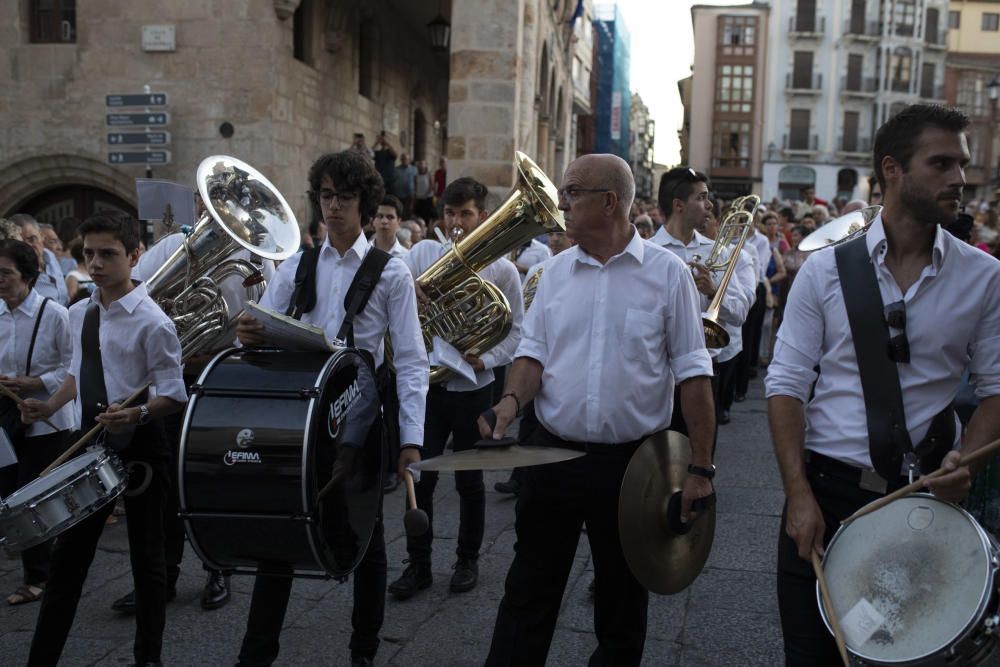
[
  {"left": 699, "top": 194, "right": 759, "bottom": 349},
  {"left": 418, "top": 152, "right": 564, "bottom": 383},
  {"left": 798, "top": 205, "right": 882, "bottom": 252},
  {"left": 145, "top": 155, "right": 300, "bottom": 360}
]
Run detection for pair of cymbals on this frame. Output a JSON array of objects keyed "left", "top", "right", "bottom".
[{"left": 412, "top": 438, "right": 584, "bottom": 472}]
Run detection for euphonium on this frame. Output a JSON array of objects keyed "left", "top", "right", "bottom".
[
  {"left": 145, "top": 155, "right": 300, "bottom": 360},
  {"left": 700, "top": 194, "right": 759, "bottom": 349},
  {"left": 418, "top": 152, "right": 564, "bottom": 383}
]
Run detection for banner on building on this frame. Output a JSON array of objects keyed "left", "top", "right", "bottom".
[{"left": 611, "top": 91, "right": 622, "bottom": 141}]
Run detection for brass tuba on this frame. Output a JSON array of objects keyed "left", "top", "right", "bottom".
[
  {"left": 699, "top": 194, "right": 759, "bottom": 349},
  {"left": 145, "top": 155, "right": 300, "bottom": 360},
  {"left": 798, "top": 205, "right": 882, "bottom": 252},
  {"left": 418, "top": 152, "right": 564, "bottom": 383}
]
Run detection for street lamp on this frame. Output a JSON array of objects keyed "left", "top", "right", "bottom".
[{"left": 428, "top": 10, "right": 451, "bottom": 53}]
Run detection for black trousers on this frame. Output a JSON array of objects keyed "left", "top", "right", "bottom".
[
  {"left": 486, "top": 432, "right": 647, "bottom": 667},
  {"left": 0, "top": 429, "right": 69, "bottom": 586},
  {"left": 406, "top": 384, "right": 491, "bottom": 563},
  {"left": 667, "top": 371, "right": 719, "bottom": 456},
  {"left": 28, "top": 449, "right": 170, "bottom": 666},
  {"left": 777, "top": 458, "right": 905, "bottom": 666},
  {"left": 735, "top": 283, "right": 768, "bottom": 396},
  {"left": 715, "top": 356, "right": 740, "bottom": 415},
  {"left": 236, "top": 516, "right": 388, "bottom": 664}
]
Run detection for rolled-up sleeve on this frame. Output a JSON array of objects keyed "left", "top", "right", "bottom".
[
  {"left": 480, "top": 261, "right": 523, "bottom": 371},
  {"left": 147, "top": 320, "right": 188, "bottom": 404},
  {"left": 385, "top": 264, "right": 428, "bottom": 446},
  {"left": 765, "top": 259, "right": 823, "bottom": 402},
  {"left": 666, "top": 269, "right": 713, "bottom": 382},
  {"left": 970, "top": 275, "right": 1000, "bottom": 398}
]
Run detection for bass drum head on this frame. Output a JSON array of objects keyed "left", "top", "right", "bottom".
[
  {"left": 310, "top": 348, "right": 384, "bottom": 577},
  {"left": 821, "top": 494, "right": 994, "bottom": 663}
]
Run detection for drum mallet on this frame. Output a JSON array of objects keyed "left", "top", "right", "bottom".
[
  {"left": 812, "top": 549, "right": 850, "bottom": 667},
  {"left": 40, "top": 383, "right": 151, "bottom": 477},
  {"left": 843, "top": 435, "right": 1000, "bottom": 526},
  {"left": 403, "top": 469, "right": 429, "bottom": 537},
  {"left": 0, "top": 383, "right": 61, "bottom": 433}
]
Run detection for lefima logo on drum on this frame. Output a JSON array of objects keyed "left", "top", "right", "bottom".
[
  {"left": 328, "top": 379, "right": 362, "bottom": 439},
  {"left": 223, "top": 450, "right": 262, "bottom": 466}
]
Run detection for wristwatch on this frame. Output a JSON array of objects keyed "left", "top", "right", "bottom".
[
  {"left": 137, "top": 404, "right": 151, "bottom": 426},
  {"left": 687, "top": 463, "right": 716, "bottom": 480}
]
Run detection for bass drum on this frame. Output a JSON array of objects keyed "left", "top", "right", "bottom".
[{"left": 179, "top": 348, "right": 384, "bottom": 578}]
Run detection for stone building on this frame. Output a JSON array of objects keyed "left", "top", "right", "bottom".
[
  {"left": 629, "top": 92, "right": 655, "bottom": 199},
  {"left": 0, "top": 0, "right": 590, "bottom": 230}
]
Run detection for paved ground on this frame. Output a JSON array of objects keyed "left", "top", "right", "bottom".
[{"left": 1, "top": 380, "right": 788, "bottom": 666}]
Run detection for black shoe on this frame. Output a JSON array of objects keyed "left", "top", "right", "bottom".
[
  {"left": 734, "top": 393, "right": 746, "bottom": 403},
  {"left": 719, "top": 410, "right": 730, "bottom": 425},
  {"left": 450, "top": 557, "right": 478, "bottom": 593},
  {"left": 112, "top": 586, "right": 176, "bottom": 614},
  {"left": 493, "top": 478, "right": 521, "bottom": 495},
  {"left": 382, "top": 472, "right": 400, "bottom": 495},
  {"left": 351, "top": 656, "right": 374, "bottom": 667},
  {"left": 388, "top": 561, "right": 432, "bottom": 600},
  {"left": 201, "top": 571, "right": 230, "bottom": 610}
]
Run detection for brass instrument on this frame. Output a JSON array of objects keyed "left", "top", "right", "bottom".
[
  {"left": 522, "top": 267, "right": 543, "bottom": 310},
  {"left": 798, "top": 205, "right": 882, "bottom": 252},
  {"left": 146, "top": 155, "right": 300, "bottom": 360},
  {"left": 699, "top": 194, "right": 759, "bottom": 349},
  {"left": 418, "top": 152, "right": 564, "bottom": 383}
]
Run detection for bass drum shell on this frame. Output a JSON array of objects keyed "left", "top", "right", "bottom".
[
  {"left": 819, "top": 493, "right": 1000, "bottom": 665},
  {"left": 180, "top": 348, "right": 384, "bottom": 578}
]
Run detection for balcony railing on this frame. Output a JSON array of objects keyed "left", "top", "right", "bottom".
[
  {"left": 895, "top": 23, "right": 915, "bottom": 37},
  {"left": 840, "top": 75, "right": 878, "bottom": 94},
  {"left": 920, "top": 83, "right": 945, "bottom": 100},
  {"left": 890, "top": 79, "right": 911, "bottom": 93},
  {"left": 838, "top": 136, "right": 872, "bottom": 154},
  {"left": 925, "top": 28, "right": 947, "bottom": 47},
  {"left": 783, "top": 133, "right": 819, "bottom": 152},
  {"left": 789, "top": 15, "right": 825, "bottom": 35},
  {"left": 842, "top": 19, "right": 881, "bottom": 39},
  {"left": 786, "top": 72, "right": 823, "bottom": 92}
]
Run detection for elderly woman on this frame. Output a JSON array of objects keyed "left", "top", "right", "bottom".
[{"left": 0, "top": 240, "right": 74, "bottom": 606}]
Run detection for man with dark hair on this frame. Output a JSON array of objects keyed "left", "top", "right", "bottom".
[
  {"left": 389, "top": 176, "right": 523, "bottom": 599},
  {"left": 777, "top": 207, "right": 796, "bottom": 244},
  {"left": 234, "top": 151, "right": 426, "bottom": 667},
  {"left": 391, "top": 153, "right": 417, "bottom": 218},
  {"left": 350, "top": 132, "right": 374, "bottom": 160},
  {"left": 767, "top": 104, "right": 1000, "bottom": 663},
  {"left": 371, "top": 195, "right": 407, "bottom": 258}
]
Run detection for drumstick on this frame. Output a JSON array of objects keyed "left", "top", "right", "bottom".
[
  {"left": 0, "top": 383, "right": 61, "bottom": 433},
  {"left": 812, "top": 549, "right": 850, "bottom": 667},
  {"left": 843, "top": 436, "right": 1000, "bottom": 526},
  {"left": 40, "top": 383, "right": 151, "bottom": 477},
  {"left": 403, "top": 469, "right": 429, "bottom": 536}
]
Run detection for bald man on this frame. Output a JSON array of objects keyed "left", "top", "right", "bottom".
[{"left": 479, "top": 154, "right": 716, "bottom": 666}]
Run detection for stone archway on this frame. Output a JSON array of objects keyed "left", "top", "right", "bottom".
[{"left": 0, "top": 153, "right": 136, "bottom": 217}]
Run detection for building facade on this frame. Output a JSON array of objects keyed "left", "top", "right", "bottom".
[
  {"left": 629, "top": 92, "right": 655, "bottom": 199},
  {"left": 0, "top": 0, "right": 590, "bottom": 230},
  {"left": 592, "top": 3, "right": 631, "bottom": 160}
]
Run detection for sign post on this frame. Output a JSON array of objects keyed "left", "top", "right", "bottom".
[{"left": 104, "top": 87, "right": 171, "bottom": 169}]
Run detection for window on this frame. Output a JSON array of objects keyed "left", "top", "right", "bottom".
[
  {"left": 889, "top": 48, "right": 912, "bottom": 93},
  {"left": 715, "top": 64, "right": 754, "bottom": 114},
  {"left": 359, "top": 20, "right": 375, "bottom": 99},
  {"left": 792, "top": 51, "right": 814, "bottom": 89},
  {"left": 712, "top": 121, "right": 751, "bottom": 168},
  {"left": 925, "top": 8, "right": 940, "bottom": 44},
  {"left": 956, "top": 73, "right": 989, "bottom": 117},
  {"left": 842, "top": 112, "right": 860, "bottom": 152},
  {"left": 846, "top": 54, "right": 863, "bottom": 91},
  {"left": 948, "top": 11, "right": 960, "bottom": 29},
  {"left": 983, "top": 13, "right": 1000, "bottom": 31},
  {"left": 893, "top": 0, "right": 915, "bottom": 36},
  {"left": 849, "top": 0, "right": 866, "bottom": 34},
  {"left": 920, "top": 63, "right": 936, "bottom": 98},
  {"left": 30, "top": 0, "right": 76, "bottom": 43},
  {"left": 719, "top": 15, "right": 756, "bottom": 56},
  {"left": 789, "top": 109, "right": 811, "bottom": 150},
  {"left": 796, "top": 0, "right": 816, "bottom": 32}
]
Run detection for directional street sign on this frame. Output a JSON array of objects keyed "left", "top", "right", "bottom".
[
  {"left": 106, "top": 93, "right": 168, "bottom": 107},
  {"left": 108, "top": 150, "right": 171, "bottom": 165},
  {"left": 106, "top": 112, "right": 169, "bottom": 127},
  {"left": 107, "top": 131, "right": 170, "bottom": 146}
]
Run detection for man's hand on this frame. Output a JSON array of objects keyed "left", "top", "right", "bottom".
[
  {"left": 0, "top": 375, "right": 44, "bottom": 395},
  {"left": 235, "top": 313, "right": 268, "bottom": 347},
  {"left": 96, "top": 403, "right": 139, "bottom": 434},
  {"left": 925, "top": 450, "right": 972, "bottom": 503},
  {"left": 785, "top": 489, "right": 826, "bottom": 561},
  {"left": 680, "top": 474, "right": 714, "bottom": 522},
  {"left": 19, "top": 398, "right": 54, "bottom": 424},
  {"left": 689, "top": 263, "right": 717, "bottom": 298},
  {"left": 399, "top": 446, "right": 422, "bottom": 480},
  {"left": 478, "top": 397, "right": 517, "bottom": 440},
  {"left": 463, "top": 354, "right": 485, "bottom": 372}
]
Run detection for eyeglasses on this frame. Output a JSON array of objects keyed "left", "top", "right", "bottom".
[
  {"left": 310, "top": 190, "right": 359, "bottom": 205},
  {"left": 557, "top": 187, "right": 611, "bottom": 203},
  {"left": 884, "top": 300, "right": 910, "bottom": 363}
]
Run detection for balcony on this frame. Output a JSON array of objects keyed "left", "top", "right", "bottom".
[
  {"left": 925, "top": 29, "right": 948, "bottom": 50},
  {"left": 842, "top": 19, "right": 881, "bottom": 40},
  {"left": 890, "top": 79, "right": 912, "bottom": 94},
  {"left": 920, "top": 83, "right": 945, "bottom": 101},
  {"left": 783, "top": 133, "right": 819, "bottom": 157},
  {"left": 786, "top": 72, "right": 823, "bottom": 95},
  {"left": 788, "top": 15, "right": 825, "bottom": 37},
  {"left": 837, "top": 136, "right": 872, "bottom": 157},
  {"left": 895, "top": 23, "right": 915, "bottom": 37},
  {"left": 840, "top": 75, "right": 878, "bottom": 97}
]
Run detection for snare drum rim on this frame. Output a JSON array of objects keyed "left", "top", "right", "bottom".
[{"left": 817, "top": 493, "right": 996, "bottom": 665}]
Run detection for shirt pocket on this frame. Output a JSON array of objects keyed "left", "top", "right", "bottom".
[{"left": 622, "top": 308, "right": 666, "bottom": 364}]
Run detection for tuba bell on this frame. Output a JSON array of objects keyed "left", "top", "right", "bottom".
[
  {"left": 145, "top": 155, "right": 301, "bottom": 360},
  {"left": 418, "top": 152, "right": 564, "bottom": 383},
  {"left": 798, "top": 205, "right": 882, "bottom": 252}
]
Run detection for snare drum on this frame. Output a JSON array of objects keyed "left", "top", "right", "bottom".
[
  {"left": 0, "top": 447, "right": 127, "bottom": 554},
  {"left": 819, "top": 493, "right": 1000, "bottom": 665},
  {"left": 179, "top": 348, "right": 384, "bottom": 579}
]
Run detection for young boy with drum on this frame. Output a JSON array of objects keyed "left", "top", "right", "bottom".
[{"left": 20, "top": 213, "right": 187, "bottom": 667}]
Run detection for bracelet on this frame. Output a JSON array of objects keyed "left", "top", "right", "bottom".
[{"left": 501, "top": 392, "right": 522, "bottom": 416}]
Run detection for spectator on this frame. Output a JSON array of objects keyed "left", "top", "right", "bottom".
[
  {"left": 777, "top": 207, "right": 796, "bottom": 244},
  {"left": 842, "top": 199, "right": 869, "bottom": 214},
  {"left": 39, "top": 223, "right": 74, "bottom": 275},
  {"left": 433, "top": 157, "right": 447, "bottom": 199},
  {"left": 794, "top": 185, "right": 828, "bottom": 219},
  {"left": 403, "top": 219, "right": 424, "bottom": 245},
  {"left": 762, "top": 212, "right": 789, "bottom": 255},
  {"left": 633, "top": 214, "right": 654, "bottom": 239},
  {"left": 371, "top": 195, "right": 408, "bottom": 258},
  {"left": 392, "top": 153, "right": 417, "bottom": 218},
  {"left": 413, "top": 159, "right": 436, "bottom": 222},
  {"left": 812, "top": 204, "right": 830, "bottom": 226},
  {"left": 350, "top": 132, "right": 374, "bottom": 160},
  {"left": 396, "top": 226, "right": 412, "bottom": 249},
  {"left": 373, "top": 132, "right": 397, "bottom": 193},
  {"left": 63, "top": 238, "right": 94, "bottom": 302},
  {"left": 10, "top": 215, "right": 67, "bottom": 306},
  {"left": 799, "top": 214, "right": 817, "bottom": 233},
  {"left": 783, "top": 224, "right": 810, "bottom": 289}
]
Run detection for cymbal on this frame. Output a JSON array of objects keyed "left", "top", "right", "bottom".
[
  {"left": 413, "top": 441, "right": 585, "bottom": 472},
  {"left": 618, "top": 431, "right": 716, "bottom": 595},
  {"left": 798, "top": 205, "right": 882, "bottom": 252}
]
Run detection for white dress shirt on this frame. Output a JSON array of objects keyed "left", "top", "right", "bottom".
[
  {"left": 69, "top": 284, "right": 189, "bottom": 427},
  {"left": 403, "top": 239, "right": 523, "bottom": 392},
  {"left": 513, "top": 239, "right": 552, "bottom": 283},
  {"left": 650, "top": 227, "right": 756, "bottom": 363},
  {"left": 518, "top": 230, "right": 714, "bottom": 443},
  {"left": 0, "top": 290, "right": 74, "bottom": 435},
  {"left": 369, "top": 238, "right": 409, "bottom": 259},
  {"left": 747, "top": 230, "right": 771, "bottom": 284},
  {"left": 765, "top": 215, "right": 1000, "bottom": 468},
  {"left": 257, "top": 232, "right": 428, "bottom": 445},
  {"left": 35, "top": 248, "right": 68, "bottom": 306}
]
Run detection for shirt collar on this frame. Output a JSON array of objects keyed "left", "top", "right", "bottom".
[
  {"left": 572, "top": 227, "right": 644, "bottom": 268},
  {"left": 649, "top": 225, "right": 711, "bottom": 249},
  {"left": 91, "top": 281, "right": 147, "bottom": 314},
  {"left": 0, "top": 289, "right": 41, "bottom": 317},
  {"left": 864, "top": 213, "right": 946, "bottom": 271},
  {"left": 322, "top": 232, "right": 369, "bottom": 260}
]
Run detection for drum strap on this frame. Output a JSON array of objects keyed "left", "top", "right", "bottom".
[
  {"left": 286, "top": 246, "right": 321, "bottom": 319},
  {"left": 336, "top": 248, "right": 392, "bottom": 347},
  {"left": 835, "top": 236, "right": 953, "bottom": 480},
  {"left": 80, "top": 303, "right": 110, "bottom": 430},
  {"left": 24, "top": 297, "right": 50, "bottom": 377}
]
